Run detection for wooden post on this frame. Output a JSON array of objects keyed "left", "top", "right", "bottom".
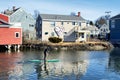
[
  {"left": 8, "top": 45, "right": 11, "bottom": 53},
  {"left": 8, "top": 45, "right": 11, "bottom": 50},
  {"left": 18, "top": 45, "right": 20, "bottom": 50},
  {"left": 14, "top": 45, "right": 17, "bottom": 51}
]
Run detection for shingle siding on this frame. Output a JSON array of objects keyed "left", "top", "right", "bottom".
[
  {"left": 10, "top": 8, "right": 35, "bottom": 31},
  {"left": 8, "top": 8, "right": 36, "bottom": 40},
  {"left": 110, "top": 14, "right": 120, "bottom": 42}
]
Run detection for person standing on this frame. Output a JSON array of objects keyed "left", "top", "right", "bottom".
[
  {"left": 43, "top": 47, "right": 49, "bottom": 75},
  {"left": 44, "top": 47, "right": 48, "bottom": 61}
]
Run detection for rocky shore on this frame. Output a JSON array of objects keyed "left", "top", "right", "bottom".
[{"left": 20, "top": 41, "right": 114, "bottom": 51}]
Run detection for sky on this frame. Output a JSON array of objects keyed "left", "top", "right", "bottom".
[{"left": 0, "top": 0, "right": 120, "bottom": 21}]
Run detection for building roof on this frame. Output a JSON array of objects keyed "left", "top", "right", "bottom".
[
  {"left": 110, "top": 14, "right": 120, "bottom": 19},
  {"left": 3, "top": 7, "right": 20, "bottom": 16},
  {"left": 0, "top": 19, "right": 10, "bottom": 27},
  {"left": 40, "top": 14, "right": 86, "bottom": 22},
  {"left": 87, "top": 25, "right": 99, "bottom": 31}
]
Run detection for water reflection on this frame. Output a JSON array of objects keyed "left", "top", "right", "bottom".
[
  {"left": 0, "top": 52, "right": 23, "bottom": 80},
  {"left": 35, "top": 50, "right": 89, "bottom": 80},
  {"left": 9, "top": 65, "right": 23, "bottom": 80},
  {"left": 109, "top": 48, "right": 120, "bottom": 73},
  {"left": 0, "top": 50, "right": 90, "bottom": 80},
  {"left": 35, "top": 60, "right": 89, "bottom": 80},
  {"left": 1, "top": 49, "right": 120, "bottom": 80}
]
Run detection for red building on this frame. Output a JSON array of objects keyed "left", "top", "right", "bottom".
[
  {"left": 0, "top": 14, "right": 22, "bottom": 50},
  {"left": 0, "top": 13, "right": 9, "bottom": 22},
  {"left": 0, "top": 27, "right": 22, "bottom": 45}
]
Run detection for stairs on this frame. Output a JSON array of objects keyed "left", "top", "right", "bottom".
[{"left": 64, "top": 27, "right": 76, "bottom": 36}]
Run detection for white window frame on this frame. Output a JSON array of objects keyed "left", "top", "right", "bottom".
[
  {"left": 111, "top": 20, "right": 115, "bottom": 28},
  {"left": 79, "top": 22, "right": 81, "bottom": 26},
  {"left": 15, "top": 32, "right": 20, "bottom": 38},
  {"left": 61, "top": 22, "right": 64, "bottom": 25},
  {"left": 72, "top": 22, "right": 75, "bottom": 25},
  {"left": 51, "top": 21, "right": 55, "bottom": 27}
]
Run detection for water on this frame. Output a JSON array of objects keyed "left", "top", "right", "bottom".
[{"left": 0, "top": 48, "right": 120, "bottom": 80}]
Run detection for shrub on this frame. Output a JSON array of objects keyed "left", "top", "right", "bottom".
[{"left": 48, "top": 37, "right": 62, "bottom": 43}]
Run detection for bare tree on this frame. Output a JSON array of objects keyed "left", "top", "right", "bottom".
[
  {"left": 34, "top": 10, "right": 40, "bottom": 19},
  {"left": 95, "top": 16, "right": 107, "bottom": 28}
]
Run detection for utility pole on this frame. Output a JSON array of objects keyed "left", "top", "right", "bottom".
[
  {"left": 105, "top": 11, "right": 111, "bottom": 39},
  {"left": 105, "top": 11, "right": 111, "bottom": 20}
]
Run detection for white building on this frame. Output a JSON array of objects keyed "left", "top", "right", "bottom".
[
  {"left": 36, "top": 12, "right": 90, "bottom": 42},
  {"left": 87, "top": 25, "right": 99, "bottom": 38},
  {"left": 99, "top": 24, "right": 110, "bottom": 39}
]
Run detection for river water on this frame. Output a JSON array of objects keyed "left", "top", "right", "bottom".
[{"left": 0, "top": 48, "right": 120, "bottom": 80}]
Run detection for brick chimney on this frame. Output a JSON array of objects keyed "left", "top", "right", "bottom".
[{"left": 78, "top": 12, "right": 80, "bottom": 17}]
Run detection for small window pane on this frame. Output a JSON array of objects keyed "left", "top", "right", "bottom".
[
  {"left": 79, "top": 22, "right": 81, "bottom": 26},
  {"left": 51, "top": 32, "right": 54, "bottom": 36},
  {"left": 45, "top": 32, "right": 48, "bottom": 35},
  {"left": 15, "top": 32, "right": 20, "bottom": 38},
  {"left": 51, "top": 22, "right": 55, "bottom": 26},
  {"left": 61, "top": 22, "right": 64, "bottom": 25},
  {"left": 72, "top": 22, "right": 75, "bottom": 25},
  {"left": 82, "top": 33, "right": 84, "bottom": 38},
  {"left": 111, "top": 20, "right": 115, "bottom": 28}
]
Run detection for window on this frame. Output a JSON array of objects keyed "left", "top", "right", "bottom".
[
  {"left": 51, "top": 22, "right": 55, "bottom": 26},
  {"left": 91, "top": 31, "right": 93, "bottom": 33},
  {"left": 51, "top": 32, "right": 54, "bottom": 36},
  {"left": 15, "top": 32, "right": 20, "bottom": 38},
  {"left": 75, "top": 33, "right": 79, "bottom": 38},
  {"left": 79, "top": 22, "right": 81, "bottom": 26},
  {"left": 40, "top": 20, "right": 42, "bottom": 24},
  {"left": 80, "top": 33, "right": 84, "bottom": 38},
  {"left": 103, "top": 29, "right": 106, "bottom": 32},
  {"left": 72, "top": 22, "right": 75, "bottom": 25},
  {"left": 64, "top": 32, "right": 67, "bottom": 34},
  {"left": 111, "top": 25, "right": 115, "bottom": 28},
  {"left": 61, "top": 22, "right": 64, "bottom": 25},
  {"left": 45, "top": 32, "right": 48, "bottom": 35},
  {"left": 76, "top": 22, "right": 78, "bottom": 25},
  {"left": 81, "top": 33, "right": 84, "bottom": 38},
  {"left": 29, "top": 24, "right": 34, "bottom": 27},
  {"left": 106, "top": 29, "right": 108, "bottom": 31},
  {"left": 112, "top": 20, "right": 115, "bottom": 23},
  {"left": 111, "top": 20, "right": 115, "bottom": 28}
]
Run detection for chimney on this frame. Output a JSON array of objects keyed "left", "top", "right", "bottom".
[
  {"left": 13, "top": 6, "right": 16, "bottom": 11},
  {"left": 78, "top": 12, "right": 80, "bottom": 17}
]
